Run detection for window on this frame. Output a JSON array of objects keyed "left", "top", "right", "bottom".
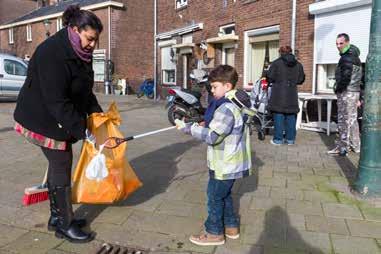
[
  {"left": 316, "top": 64, "right": 337, "bottom": 93},
  {"left": 220, "top": 24, "right": 235, "bottom": 35},
  {"left": 176, "top": 0, "right": 187, "bottom": 9},
  {"left": 4, "top": 59, "right": 27, "bottom": 76},
  {"left": 56, "top": 17, "right": 63, "bottom": 31},
  {"left": 222, "top": 44, "right": 235, "bottom": 67},
  {"left": 26, "top": 24, "right": 32, "bottom": 42},
  {"left": 8, "top": 28, "right": 14, "bottom": 44},
  {"left": 247, "top": 33, "right": 279, "bottom": 84},
  {"left": 161, "top": 46, "right": 176, "bottom": 84}
]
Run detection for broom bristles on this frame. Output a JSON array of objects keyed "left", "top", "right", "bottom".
[{"left": 22, "top": 185, "right": 48, "bottom": 206}]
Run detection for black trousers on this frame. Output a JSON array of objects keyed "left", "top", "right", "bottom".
[{"left": 41, "top": 145, "right": 72, "bottom": 187}]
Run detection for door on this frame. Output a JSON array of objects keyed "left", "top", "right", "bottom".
[{"left": 2, "top": 58, "right": 27, "bottom": 96}]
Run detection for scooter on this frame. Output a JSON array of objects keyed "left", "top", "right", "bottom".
[{"left": 166, "top": 69, "right": 210, "bottom": 125}]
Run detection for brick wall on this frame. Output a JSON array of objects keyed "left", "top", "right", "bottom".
[
  {"left": 111, "top": 0, "right": 154, "bottom": 92},
  {"left": 157, "top": 0, "right": 315, "bottom": 93}
]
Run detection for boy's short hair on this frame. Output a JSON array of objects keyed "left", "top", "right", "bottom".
[{"left": 209, "top": 65, "right": 238, "bottom": 87}]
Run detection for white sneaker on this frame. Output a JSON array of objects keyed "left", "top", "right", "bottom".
[{"left": 327, "top": 146, "right": 347, "bottom": 156}]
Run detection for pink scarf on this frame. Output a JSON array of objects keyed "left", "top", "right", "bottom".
[{"left": 67, "top": 26, "right": 93, "bottom": 63}]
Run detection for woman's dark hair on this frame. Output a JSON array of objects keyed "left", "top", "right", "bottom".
[
  {"left": 63, "top": 5, "right": 103, "bottom": 33},
  {"left": 279, "top": 46, "right": 292, "bottom": 55},
  {"left": 209, "top": 65, "right": 238, "bottom": 87}
]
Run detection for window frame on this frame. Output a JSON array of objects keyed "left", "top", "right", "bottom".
[
  {"left": 56, "top": 17, "right": 63, "bottom": 31},
  {"left": 26, "top": 24, "right": 32, "bottom": 42},
  {"left": 8, "top": 28, "right": 14, "bottom": 44},
  {"left": 175, "top": 0, "right": 188, "bottom": 9},
  {"left": 219, "top": 23, "right": 236, "bottom": 35}
]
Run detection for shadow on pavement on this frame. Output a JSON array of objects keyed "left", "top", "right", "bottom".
[
  {"left": 74, "top": 140, "right": 199, "bottom": 223},
  {"left": 234, "top": 150, "right": 263, "bottom": 218},
  {"left": 250, "top": 206, "right": 325, "bottom": 254},
  {"left": 318, "top": 133, "right": 358, "bottom": 185}
]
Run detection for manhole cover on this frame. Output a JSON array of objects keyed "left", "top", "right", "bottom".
[{"left": 95, "top": 243, "right": 148, "bottom": 254}]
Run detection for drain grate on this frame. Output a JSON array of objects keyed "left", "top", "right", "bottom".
[{"left": 95, "top": 243, "right": 148, "bottom": 254}]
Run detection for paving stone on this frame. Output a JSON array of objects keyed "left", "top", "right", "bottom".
[
  {"left": 287, "top": 213, "right": 306, "bottom": 231},
  {"left": 2, "top": 231, "right": 63, "bottom": 254},
  {"left": 92, "top": 206, "right": 134, "bottom": 225},
  {"left": 303, "top": 190, "right": 339, "bottom": 203},
  {"left": 215, "top": 243, "right": 263, "bottom": 254},
  {"left": 156, "top": 200, "right": 199, "bottom": 217},
  {"left": 305, "top": 215, "right": 349, "bottom": 235},
  {"left": 322, "top": 203, "right": 363, "bottom": 220},
  {"left": 270, "top": 187, "right": 304, "bottom": 201},
  {"left": 57, "top": 240, "right": 103, "bottom": 254},
  {"left": 286, "top": 230, "right": 331, "bottom": 253},
  {"left": 0, "top": 224, "right": 28, "bottom": 247},
  {"left": 286, "top": 200, "right": 324, "bottom": 216},
  {"left": 263, "top": 246, "right": 307, "bottom": 254},
  {"left": 346, "top": 219, "right": 381, "bottom": 238},
  {"left": 313, "top": 168, "right": 342, "bottom": 177},
  {"left": 358, "top": 203, "right": 381, "bottom": 222},
  {"left": 287, "top": 180, "right": 317, "bottom": 191},
  {"left": 250, "top": 197, "right": 286, "bottom": 210},
  {"left": 184, "top": 190, "right": 206, "bottom": 204},
  {"left": 331, "top": 234, "right": 381, "bottom": 254},
  {"left": 258, "top": 177, "right": 286, "bottom": 188},
  {"left": 273, "top": 172, "right": 301, "bottom": 181}
]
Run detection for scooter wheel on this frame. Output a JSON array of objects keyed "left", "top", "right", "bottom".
[
  {"left": 168, "top": 105, "right": 184, "bottom": 126},
  {"left": 258, "top": 131, "right": 265, "bottom": 141}
]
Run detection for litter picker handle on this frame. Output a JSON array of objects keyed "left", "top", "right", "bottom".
[{"left": 104, "top": 126, "right": 176, "bottom": 149}]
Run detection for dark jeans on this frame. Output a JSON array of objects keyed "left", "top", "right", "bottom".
[
  {"left": 273, "top": 113, "right": 297, "bottom": 144},
  {"left": 204, "top": 177, "right": 238, "bottom": 235},
  {"left": 41, "top": 145, "right": 73, "bottom": 187}
]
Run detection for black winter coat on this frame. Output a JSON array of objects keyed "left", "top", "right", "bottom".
[
  {"left": 334, "top": 44, "right": 362, "bottom": 94},
  {"left": 14, "top": 28, "right": 102, "bottom": 142},
  {"left": 267, "top": 54, "right": 305, "bottom": 114}
]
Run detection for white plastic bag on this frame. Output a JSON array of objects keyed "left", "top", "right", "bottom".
[{"left": 85, "top": 144, "right": 109, "bottom": 182}]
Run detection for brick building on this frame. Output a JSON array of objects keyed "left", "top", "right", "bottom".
[
  {"left": 156, "top": 0, "right": 316, "bottom": 95},
  {"left": 0, "top": 0, "right": 154, "bottom": 91}
]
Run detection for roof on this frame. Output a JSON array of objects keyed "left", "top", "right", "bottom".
[{"left": 0, "top": 0, "right": 123, "bottom": 28}]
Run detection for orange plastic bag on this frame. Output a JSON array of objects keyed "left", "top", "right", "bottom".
[{"left": 72, "top": 102, "right": 142, "bottom": 204}]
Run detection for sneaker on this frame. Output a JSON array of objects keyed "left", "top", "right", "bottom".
[
  {"left": 270, "top": 139, "right": 282, "bottom": 146},
  {"left": 350, "top": 146, "right": 360, "bottom": 153},
  {"left": 225, "top": 227, "right": 240, "bottom": 239},
  {"left": 286, "top": 140, "right": 295, "bottom": 146},
  {"left": 327, "top": 146, "right": 347, "bottom": 156},
  {"left": 189, "top": 233, "right": 225, "bottom": 246}
]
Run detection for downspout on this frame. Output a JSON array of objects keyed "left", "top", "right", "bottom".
[
  {"left": 291, "top": 0, "right": 297, "bottom": 54},
  {"left": 153, "top": 0, "right": 157, "bottom": 100},
  {"left": 108, "top": 6, "right": 111, "bottom": 60}
]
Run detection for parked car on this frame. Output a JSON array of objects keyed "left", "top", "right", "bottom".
[{"left": 0, "top": 53, "right": 28, "bottom": 98}]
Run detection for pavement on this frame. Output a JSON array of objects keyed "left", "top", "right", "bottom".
[{"left": 0, "top": 94, "right": 380, "bottom": 254}]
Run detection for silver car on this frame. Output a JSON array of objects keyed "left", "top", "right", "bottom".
[{"left": 0, "top": 53, "right": 27, "bottom": 98}]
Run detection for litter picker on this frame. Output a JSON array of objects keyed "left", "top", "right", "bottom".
[{"left": 105, "top": 126, "right": 176, "bottom": 149}]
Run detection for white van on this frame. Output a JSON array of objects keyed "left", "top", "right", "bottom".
[{"left": 0, "top": 53, "right": 28, "bottom": 98}]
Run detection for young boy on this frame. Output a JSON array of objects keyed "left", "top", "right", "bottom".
[{"left": 175, "top": 65, "right": 252, "bottom": 246}]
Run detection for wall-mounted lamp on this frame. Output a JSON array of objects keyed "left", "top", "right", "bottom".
[{"left": 43, "top": 19, "right": 51, "bottom": 37}]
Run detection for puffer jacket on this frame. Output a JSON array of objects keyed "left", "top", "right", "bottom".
[
  {"left": 334, "top": 44, "right": 362, "bottom": 94},
  {"left": 267, "top": 53, "right": 305, "bottom": 114}
]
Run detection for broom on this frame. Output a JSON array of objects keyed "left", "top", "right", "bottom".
[{"left": 22, "top": 168, "right": 49, "bottom": 206}]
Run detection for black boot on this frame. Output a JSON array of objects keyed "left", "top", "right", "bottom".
[
  {"left": 50, "top": 185, "right": 94, "bottom": 243},
  {"left": 47, "top": 184, "right": 87, "bottom": 231}
]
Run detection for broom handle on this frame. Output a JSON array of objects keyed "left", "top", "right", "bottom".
[{"left": 42, "top": 167, "right": 48, "bottom": 185}]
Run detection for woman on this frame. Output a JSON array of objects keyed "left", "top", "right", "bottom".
[
  {"left": 14, "top": 5, "right": 103, "bottom": 243},
  {"left": 267, "top": 46, "right": 305, "bottom": 145}
]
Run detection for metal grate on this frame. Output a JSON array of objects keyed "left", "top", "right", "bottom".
[{"left": 95, "top": 243, "right": 148, "bottom": 254}]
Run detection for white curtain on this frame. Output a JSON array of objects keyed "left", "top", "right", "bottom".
[
  {"left": 268, "top": 40, "right": 279, "bottom": 62},
  {"left": 251, "top": 42, "right": 266, "bottom": 82}
]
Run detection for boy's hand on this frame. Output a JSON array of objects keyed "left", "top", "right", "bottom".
[{"left": 175, "top": 119, "right": 192, "bottom": 134}]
